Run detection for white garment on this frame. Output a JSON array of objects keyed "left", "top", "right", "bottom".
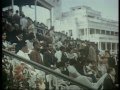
[
  {"left": 3, "top": 41, "right": 11, "bottom": 48},
  {"left": 73, "top": 53, "right": 78, "bottom": 60},
  {"left": 74, "top": 73, "right": 108, "bottom": 90},
  {"left": 17, "top": 50, "right": 30, "bottom": 60},
  {"left": 20, "top": 17, "right": 28, "bottom": 30},
  {"left": 67, "top": 53, "right": 75, "bottom": 59},
  {"left": 11, "top": 50, "right": 29, "bottom": 67},
  {"left": 25, "top": 40, "right": 34, "bottom": 50},
  {"left": 55, "top": 50, "right": 62, "bottom": 63},
  {"left": 67, "top": 65, "right": 81, "bottom": 77},
  {"left": 67, "top": 65, "right": 107, "bottom": 89},
  {"left": 28, "top": 24, "right": 35, "bottom": 33},
  {"left": 16, "top": 50, "right": 34, "bottom": 70},
  {"left": 40, "top": 53, "right": 43, "bottom": 63}
]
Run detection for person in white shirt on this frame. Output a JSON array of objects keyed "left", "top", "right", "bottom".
[
  {"left": 25, "top": 32, "right": 35, "bottom": 50},
  {"left": 55, "top": 47, "right": 62, "bottom": 63},
  {"left": 20, "top": 14, "right": 28, "bottom": 31}
]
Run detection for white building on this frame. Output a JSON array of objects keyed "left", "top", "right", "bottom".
[{"left": 54, "top": 6, "right": 118, "bottom": 54}]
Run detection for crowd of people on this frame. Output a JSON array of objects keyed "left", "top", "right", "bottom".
[{"left": 2, "top": 9, "right": 119, "bottom": 90}]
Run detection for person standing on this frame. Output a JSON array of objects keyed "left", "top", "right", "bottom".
[
  {"left": 20, "top": 14, "right": 28, "bottom": 31},
  {"left": 88, "top": 42, "right": 97, "bottom": 62},
  {"left": 13, "top": 10, "right": 20, "bottom": 25},
  {"left": 103, "top": 67, "right": 118, "bottom": 90}
]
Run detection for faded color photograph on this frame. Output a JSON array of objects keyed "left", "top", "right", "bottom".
[{"left": 2, "top": 0, "right": 119, "bottom": 90}]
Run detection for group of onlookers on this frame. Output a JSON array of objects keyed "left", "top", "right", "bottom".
[{"left": 2, "top": 9, "right": 119, "bottom": 90}]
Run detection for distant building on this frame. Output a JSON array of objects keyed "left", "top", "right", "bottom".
[{"left": 54, "top": 6, "right": 118, "bottom": 54}]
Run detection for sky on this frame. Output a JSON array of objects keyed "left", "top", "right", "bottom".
[{"left": 3, "top": 0, "right": 118, "bottom": 23}]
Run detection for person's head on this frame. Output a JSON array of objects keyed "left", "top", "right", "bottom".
[
  {"left": 17, "top": 41, "right": 28, "bottom": 53},
  {"left": 107, "top": 67, "right": 116, "bottom": 76},
  {"left": 105, "top": 50, "right": 110, "bottom": 55},
  {"left": 33, "top": 41, "right": 41, "bottom": 51},
  {"left": 56, "top": 62, "right": 65, "bottom": 70},
  {"left": 16, "top": 10, "right": 19, "bottom": 14},
  {"left": 2, "top": 32, "right": 7, "bottom": 40},
  {"left": 27, "top": 32, "right": 35, "bottom": 41},
  {"left": 60, "top": 46, "right": 65, "bottom": 52},
  {"left": 47, "top": 44, "right": 53, "bottom": 51},
  {"left": 16, "top": 31, "right": 23, "bottom": 40}
]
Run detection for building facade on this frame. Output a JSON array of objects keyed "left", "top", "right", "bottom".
[{"left": 54, "top": 6, "right": 118, "bottom": 54}]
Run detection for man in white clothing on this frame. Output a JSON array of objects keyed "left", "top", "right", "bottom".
[
  {"left": 55, "top": 49, "right": 62, "bottom": 63},
  {"left": 20, "top": 14, "right": 28, "bottom": 31}
]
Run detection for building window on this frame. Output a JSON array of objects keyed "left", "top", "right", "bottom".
[
  {"left": 80, "top": 29, "right": 84, "bottom": 35},
  {"left": 101, "top": 30, "right": 105, "bottom": 34},
  {"left": 106, "top": 31, "right": 110, "bottom": 35},
  {"left": 117, "top": 43, "right": 119, "bottom": 50},
  {"left": 111, "top": 31, "right": 114, "bottom": 35},
  {"left": 96, "top": 29, "right": 100, "bottom": 34},
  {"left": 107, "top": 42, "right": 111, "bottom": 51},
  {"left": 112, "top": 43, "right": 115, "bottom": 50},
  {"left": 87, "top": 15, "right": 94, "bottom": 18},
  {"left": 115, "top": 32, "right": 118, "bottom": 36},
  {"left": 101, "top": 42, "right": 105, "bottom": 50},
  {"left": 90, "top": 28, "right": 95, "bottom": 34}
]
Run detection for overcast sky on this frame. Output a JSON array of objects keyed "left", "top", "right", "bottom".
[{"left": 3, "top": 0, "right": 118, "bottom": 23}]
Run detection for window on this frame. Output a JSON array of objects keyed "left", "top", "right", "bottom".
[
  {"left": 106, "top": 31, "right": 110, "bottom": 35},
  {"left": 90, "top": 28, "right": 95, "bottom": 34},
  {"left": 111, "top": 31, "right": 114, "bottom": 35},
  {"left": 101, "top": 42, "right": 105, "bottom": 50},
  {"left": 87, "top": 15, "right": 94, "bottom": 18},
  {"left": 101, "top": 30, "right": 105, "bottom": 34},
  {"left": 115, "top": 32, "right": 118, "bottom": 36},
  {"left": 117, "top": 43, "right": 119, "bottom": 50},
  {"left": 96, "top": 29, "right": 100, "bottom": 34},
  {"left": 107, "top": 42, "right": 111, "bottom": 51},
  {"left": 112, "top": 43, "right": 115, "bottom": 50},
  {"left": 80, "top": 29, "right": 84, "bottom": 35}
]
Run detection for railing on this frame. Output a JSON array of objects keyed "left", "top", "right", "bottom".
[{"left": 2, "top": 49, "right": 96, "bottom": 90}]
